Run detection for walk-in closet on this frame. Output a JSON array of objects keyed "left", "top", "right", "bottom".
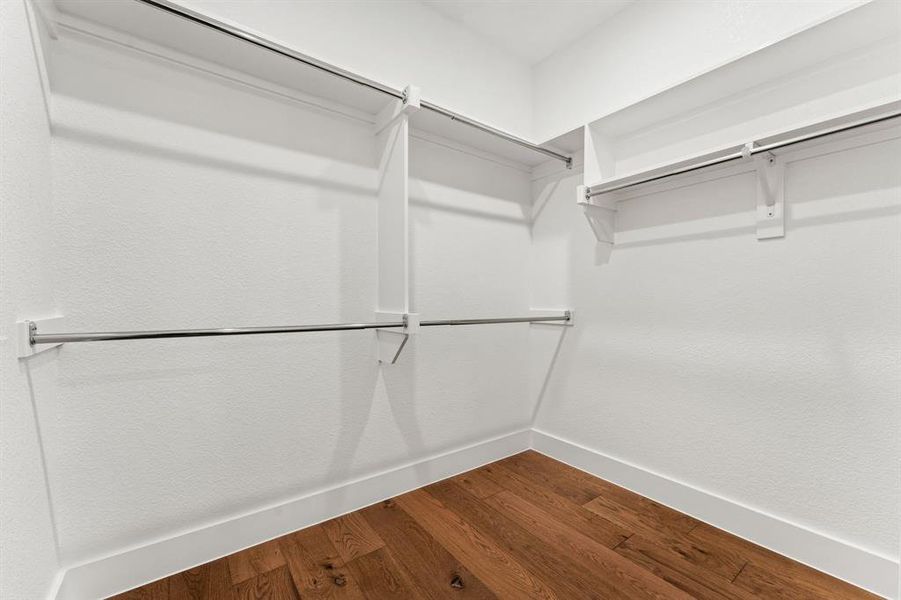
[{"left": 2, "top": 0, "right": 899, "bottom": 598}]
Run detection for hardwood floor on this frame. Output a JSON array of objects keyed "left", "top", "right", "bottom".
[{"left": 110, "top": 451, "right": 878, "bottom": 599}]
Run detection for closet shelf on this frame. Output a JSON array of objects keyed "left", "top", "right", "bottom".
[
  {"left": 576, "top": 1, "right": 900, "bottom": 248},
  {"left": 580, "top": 1, "right": 900, "bottom": 188},
  {"left": 52, "top": 0, "right": 571, "bottom": 168},
  {"left": 584, "top": 104, "right": 901, "bottom": 199},
  {"left": 578, "top": 101, "right": 901, "bottom": 247}
]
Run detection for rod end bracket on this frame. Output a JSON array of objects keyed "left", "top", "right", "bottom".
[
  {"left": 754, "top": 153, "right": 785, "bottom": 240},
  {"left": 530, "top": 309, "right": 574, "bottom": 327},
  {"left": 17, "top": 316, "right": 65, "bottom": 358}
]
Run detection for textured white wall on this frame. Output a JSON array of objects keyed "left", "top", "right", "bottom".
[
  {"left": 532, "top": 0, "right": 865, "bottom": 142},
  {"left": 0, "top": 0, "right": 62, "bottom": 597},
  {"left": 530, "top": 136, "right": 901, "bottom": 562},
  {"left": 35, "top": 26, "right": 534, "bottom": 565}
]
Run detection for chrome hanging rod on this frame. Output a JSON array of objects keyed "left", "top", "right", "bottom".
[
  {"left": 586, "top": 108, "right": 901, "bottom": 198},
  {"left": 420, "top": 315, "right": 569, "bottom": 327},
  {"left": 27, "top": 313, "right": 571, "bottom": 345},
  {"left": 134, "top": 0, "right": 572, "bottom": 168}
]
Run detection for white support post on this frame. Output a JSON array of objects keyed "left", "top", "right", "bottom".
[
  {"left": 374, "top": 86, "right": 420, "bottom": 364},
  {"left": 754, "top": 152, "right": 785, "bottom": 240}
]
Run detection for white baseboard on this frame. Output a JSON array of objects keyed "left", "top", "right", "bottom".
[
  {"left": 531, "top": 429, "right": 899, "bottom": 600},
  {"left": 54, "top": 429, "right": 531, "bottom": 600},
  {"left": 52, "top": 427, "right": 898, "bottom": 599}
]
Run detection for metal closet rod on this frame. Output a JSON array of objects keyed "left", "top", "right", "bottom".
[
  {"left": 28, "top": 313, "right": 571, "bottom": 345},
  {"left": 586, "top": 109, "right": 901, "bottom": 198},
  {"left": 134, "top": 0, "right": 573, "bottom": 168}
]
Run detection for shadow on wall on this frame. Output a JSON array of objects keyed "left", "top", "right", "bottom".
[
  {"left": 530, "top": 176, "right": 563, "bottom": 232},
  {"left": 49, "top": 28, "right": 379, "bottom": 170},
  {"left": 50, "top": 124, "right": 376, "bottom": 201},
  {"left": 320, "top": 146, "right": 427, "bottom": 506},
  {"left": 408, "top": 137, "right": 531, "bottom": 226},
  {"left": 529, "top": 325, "right": 569, "bottom": 426}
]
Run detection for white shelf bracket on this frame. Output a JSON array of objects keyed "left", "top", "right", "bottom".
[
  {"left": 375, "top": 312, "right": 419, "bottom": 364},
  {"left": 17, "top": 316, "right": 65, "bottom": 358},
  {"left": 753, "top": 151, "right": 785, "bottom": 240},
  {"left": 577, "top": 184, "right": 616, "bottom": 245}
]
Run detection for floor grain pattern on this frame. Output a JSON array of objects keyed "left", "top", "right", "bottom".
[{"left": 109, "top": 451, "right": 879, "bottom": 600}]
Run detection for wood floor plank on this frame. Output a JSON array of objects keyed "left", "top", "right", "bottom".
[
  {"left": 478, "top": 461, "right": 629, "bottom": 548},
  {"left": 449, "top": 468, "right": 504, "bottom": 499},
  {"left": 611, "top": 520, "right": 746, "bottom": 582},
  {"left": 507, "top": 451, "right": 700, "bottom": 535},
  {"left": 322, "top": 513, "right": 385, "bottom": 563},
  {"left": 360, "top": 498, "right": 496, "bottom": 599},
  {"left": 504, "top": 451, "right": 614, "bottom": 503},
  {"left": 395, "top": 488, "right": 558, "bottom": 600},
  {"left": 483, "top": 490, "right": 693, "bottom": 600},
  {"left": 426, "top": 478, "right": 632, "bottom": 600},
  {"left": 614, "top": 535, "right": 757, "bottom": 600},
  {"left": 497, "top": 451, "right": 599, "bottom": 504},
  {"left": 692, "top": 524, "right": 881, "bottom": 599},
  {"left": 168, "top": 566, "right": 207, "bottom": 600},
  {"left": 228, "top": 539, "right": 287, "bottom": 585},
  {"left": 582, "top": 489, "right": 699, "bottom": 539},
  {"left": 109, "top": 579, "right": 169, "bottom": 600},
  {"left": 207, "top": 558, "right": 236, "bottom": 599},
  {"left": 168, "top": 557, "right": 235, "bottom": 600},
  {"left": 233, "top": 565, "right": 299, "bottom": 600},
  {"left": 733, "top": 561, "right": 880, "bottom": 600},
  {"left": 581, "top": 483, "right": 700, "bottom": 535},
  {"left": 278, "top": 523, "right": 366, "bottom": 599},
  {"left": 345, "top": 547, "right": 426, "bottom": 600}
]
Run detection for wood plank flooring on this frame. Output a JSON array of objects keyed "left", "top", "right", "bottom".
[{"left": 110, "top": 451, "right": 879, "bottom": 599}]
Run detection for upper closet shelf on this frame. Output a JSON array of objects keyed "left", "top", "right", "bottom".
[
  {"left": 576, "top": 0, "right": 901, "bottom": 246},
  {"left": 581, "top": 0, "right": 901, "bottom": 190},
  {"left": 50, "top": 0, "right": 572, "bottom": 169}
]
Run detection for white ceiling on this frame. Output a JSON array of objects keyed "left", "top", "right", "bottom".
[{"left": 422, "top": 0, "right": 634, "bottom": 64}]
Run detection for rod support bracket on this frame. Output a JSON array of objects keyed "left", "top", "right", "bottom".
[
  {"left": 17, "top": 316, "right": 65, "bottom": 358},
  {"left": 401, "top": 85, "right": 421, "bottom": 110},
  {"left": 375, "top": 312, "right": 418, "bottom": 364},
  {"left": 741, "top": 141, "right": 756, "bottom": 159},
  {"left": 754, "top": 152, "right": 785, "bottom": 239},
  {"left": 577, "top": 185, "right": 616, "bottom": 245}
]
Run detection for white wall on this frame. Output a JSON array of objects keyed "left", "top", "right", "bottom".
[
  {"left": 532, "top": 0, "right": 865, "bottom": 142},
  {"left": 33, "top": 23, "right": 535, "bottom": 568},
  {"left": 175, "top": 0, "right": 534, "bottom": 140},
  {"left": 0, "top": 1, "right": 63, "bottom": 597},
  {"left": 530, "top": 132, "right": 901, "bottom": 586}
]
